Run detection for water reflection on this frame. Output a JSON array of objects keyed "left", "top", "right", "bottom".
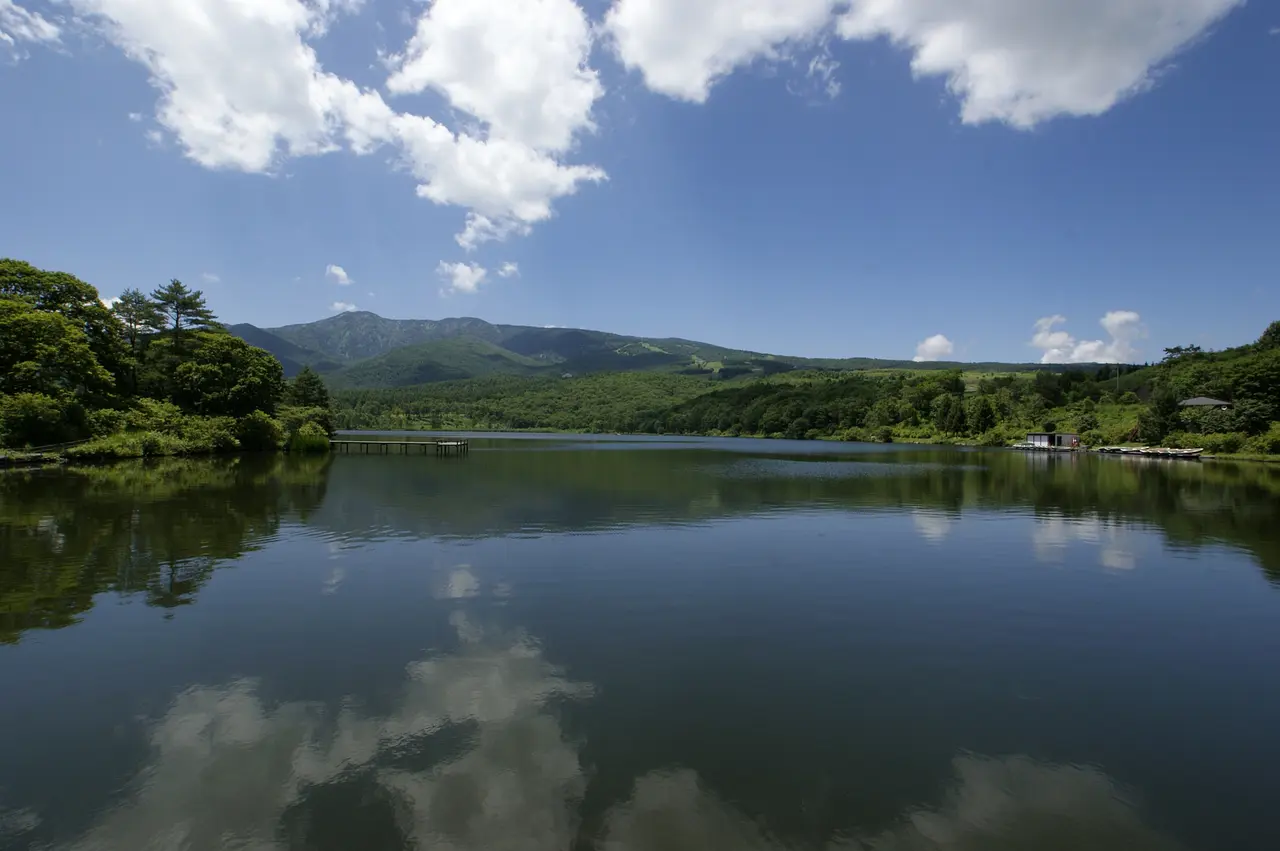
[
  {"left": 46, "top": 606, "right": 590, "bottom": 851},
  {"left": 0, "top": 456, "right": 331, "bottom": 643},
  {"left": 31, "top": 604, "right": 1181, "bottom": 851},
  {"left": 602, "top": 757, "right": 1181, "bottom": 850},
  {"left": 1032, "top": 516, "right": 1138, "bottom": 572},
  {"left": 3, "top": 445, "right": 1278, "bottom": 645}
]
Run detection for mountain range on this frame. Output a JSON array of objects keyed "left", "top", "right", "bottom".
[{"left": 228, "top": 312, "right": 1051, "bottom": 389}]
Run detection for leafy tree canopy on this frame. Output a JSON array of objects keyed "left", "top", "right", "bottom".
[
  {"left": 173, "top": 331, "right": 286, "bottom": 418},
  {"left": 0, "top": 258, "right": 127, "bottom": 381},
  {"left": 0, "top": 296, "right": 113, "bottom": 399}
]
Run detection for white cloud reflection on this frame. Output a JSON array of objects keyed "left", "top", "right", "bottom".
[
  {"left": 913, "top": 511, "right": 954, "bottom": 544},
  {"left": 1032, "top": 515, "right": 1137, "bottom": 572}
]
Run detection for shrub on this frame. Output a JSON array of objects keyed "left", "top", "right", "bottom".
[
  {"left": 976, "top": 430, "right": 1007, "bottom": 447},
  {"left": 1080, "top": 430, "right": 1105, "bottom": 447},
  {"left": 0, "top": 393, "right": 82, "bottom": 448},
  {"left": 1165, "top": 432, "right": 1245, "bottom": 454},
  {"left": 124, "top": 399, "right": 186, "bottom": 434},
  {"left": 236, "top": 410, "right": 283, "bottom": 451},
  {"left": 276, "top": 405, "right": 335, "bottom": 440},
  {"left": 1244, "top": 424, "right": 1280, "bottom": 455},
  {"left": 289, "top": 422, "right": 330, "bottom": 453},
  {"left": 65, "top": 434, "right": 145, "bottom": 460},
  {"left": 181, "top": 416, "right": 240, "bottom": 453},
  {"left": 86, "top": 408, "right": 125, "bottom": 437}
]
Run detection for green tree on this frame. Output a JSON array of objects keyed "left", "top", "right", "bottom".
[
  {"left": 0, "top": 297, "right": 113, "bottom": 399},
  {"left": 173, "top": 332, "right": 285, "bottom": 418},
  {"left": 1137, "top": 384, "right": 1180, "bottom": 444},
  {"left": 287, "top": 366, "right": 331, "bottom": 409},
  {"left": 151, "top": 279, "right": 215, "bottom": 339},
  {"left": 966, "top": 396, "right": 997, "bottom": 434},
  {"left": 112, "top": 289, "right": 163, "bottom": 355},
  {"left": 111, "top": 289, "right": 163, "bottom": 394},
  {"left": 932, "top": 394, "right": 966, "bottom": 435},
  {"left": 0, "top": 258, "right": 127, "bottom": 387},
  {"left": 1258, "top": 321, "right": 1280, "bottom": 351}
]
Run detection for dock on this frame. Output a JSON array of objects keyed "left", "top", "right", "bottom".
[{"left": 330, "top": 439, "right": 469, "bottom": 456}]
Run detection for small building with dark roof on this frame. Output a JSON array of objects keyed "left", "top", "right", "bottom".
[{"left": 1179, "top": 397, "right": 1232, "bottom": 409}]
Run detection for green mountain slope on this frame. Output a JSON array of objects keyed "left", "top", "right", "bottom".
[
  {"left": 267, "top": 312, "right": 504, "bottom": 363},
  {"left": 231, "top": 311, "right": 1105, "bottom": 389},
  {"left": 325, "top": 337, "right": 547, "bottom": 389},
  {"left": 225, "top": 323, "right": 342, "bottom": 377}
]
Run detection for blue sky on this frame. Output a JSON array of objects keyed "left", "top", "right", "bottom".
[{"left": 1, "top": 0, "right": 1276, "bottom": 363}]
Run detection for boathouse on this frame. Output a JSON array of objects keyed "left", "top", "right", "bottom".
[{"left": 1026, "top": 432, "right": 1080, "bottom": 449}]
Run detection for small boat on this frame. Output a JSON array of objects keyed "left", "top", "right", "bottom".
[{"left": 1094, "top": 446, "right": 1203, "bottom": 459}]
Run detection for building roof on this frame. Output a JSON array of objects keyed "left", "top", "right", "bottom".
[{"left": 1179, "top": 397, "right": 1231, "bottom": 407}]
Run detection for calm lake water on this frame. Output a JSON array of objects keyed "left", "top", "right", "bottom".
[{"left": 3, "top": 435, "right": 1280, "bottom": 851}]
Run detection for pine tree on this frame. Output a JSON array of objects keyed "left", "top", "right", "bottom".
[
  {"left": 287, "top": 366, "right": 331, "bottom": 409},
  {"left": 151, "top": 279, "right": 215, "bottom": 338},
  {"left": 111, "top": 289, "right": 163, "bottom": 354}
]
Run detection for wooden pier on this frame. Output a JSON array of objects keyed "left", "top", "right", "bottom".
[{"left": 330, "top": 439, "right": 469, "bottom": 456}]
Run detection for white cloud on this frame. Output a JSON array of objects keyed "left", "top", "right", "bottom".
[
  {"left": 387, "top": 0, "right": 602, "bottom": 154},
  {"left": 1031, "top": 311, "right": 1145, "bottom": 364},
  {"left": 456, "top": 213, "right": 532, "bottom": 252},
  {"left": 325, "top": 263, "right": 352, "bottom": 285},
  {"left": 127, "top": 111, "right": 142, "bottom": 122},
  {"left": 606, "top": 0, "right": 1242, "bottom": 128},
  {"left": 1, "top": 0, "right": 59, "bottom": 42},
  {"left": 70, "top": 0, "right": 605, "bottom": 248},
  {"left": 605, "top": 0, "right": 841, "bottom": 103},
  {"left": 200, "top": 272, "right": 220, "bottom": 284},
  {"left": 498, "top": 262, "right": 520, "bottom": 279},
  {"left": 330, "top": 300, "right": 357, "bottom": 313},
  {"left": 100, "top": 296, "right": 121, "bottom": 309},
  {"left": 913, "top": 333, "right": 955, "bottom": 362},
  {"left": 1, "top": 0, "right": 60, "bottom": 59},
  {"left": 437, "top": 261, "right": 488, "bottom": 295},
  {"left": 836, "top": 0, "right": 1244, "bottom": 128}
]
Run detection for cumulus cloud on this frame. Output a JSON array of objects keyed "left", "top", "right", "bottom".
[
  {"left": 1, "top": 0, "right": 60, "bottom": 59},
  {"left": 325, "top": 263, "right": 352, "bottom": 285},
  {"left": 437, "top": 261, "right": 488, "bottom": 295},
  {"left": 99, "top": 296, "right": 121, "bottom": 309},
  {"left": 605, "top": 0, "right": 841, "bottom": 103},
  {"left": 607, "top": 0, "right": 1242, "bottom": 128},
  {"left": 498, "top": 262, "right": 520, "bottom": 279},
  {"left": 1031, "top": 311, "right": 1145, "bottom": 364},
  {"left": 330, "top": 300, "right": 357, "bottom": 313},
  {"left": 387, "top": 0, "right": 602, "bottom": 154},
  {"left": 68, "top": 0, "right": 605, "bottom": 248},
  {"left": 456, "top": 213, "right": 532, "bottom": 252},
  {"left": 913, "top": 333, "right": 955, "bottom": 362},
  {"left": 837, "top": 0, "right": 1243, "bottom": 128}
]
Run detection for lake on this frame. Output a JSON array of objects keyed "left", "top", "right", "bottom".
[{"left": 2, "top": 435, "right": 1279, "bottom": 851}]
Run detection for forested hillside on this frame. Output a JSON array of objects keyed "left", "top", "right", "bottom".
[
  {"left": 332, "top": 322, "right": 1280, "bottom": 456},
  {"left": 234, "top": 311, "right": 1063, "bottom": 386}
]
